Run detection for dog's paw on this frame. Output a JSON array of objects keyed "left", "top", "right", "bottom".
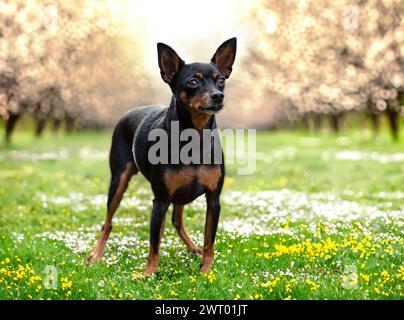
[
  {"left": 87, "top": 250, "right": 101, "bottom": 264},
  {"left": 199, "top": 263, "right": 212, "bottom": 274},
  {"left": 86, "top": 255, "right": 96, "bottom": 264},
  {"left": 190, "top": 247, "right": 203, "bottom": 257},
  {"left": 144, "top": 267, "right": 158, "bottom": 276}
]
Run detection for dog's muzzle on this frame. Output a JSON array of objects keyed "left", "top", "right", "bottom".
[{"left": 200, "top": 103, "right": 224, "bottom": 114}]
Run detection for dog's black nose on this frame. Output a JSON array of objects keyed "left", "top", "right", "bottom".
[{"left": 211, "top": 92, "right": 224, "bottom": 103}]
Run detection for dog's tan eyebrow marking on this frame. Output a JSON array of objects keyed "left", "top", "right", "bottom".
[
  {"left": 194, "top": 72, "right": 203, "bottom": 79},
  {"left": 212, "top": 72, "right": 220, "bottom": 79}
]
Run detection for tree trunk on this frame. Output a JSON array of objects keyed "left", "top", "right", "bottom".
[
  {"left": 386, "top": 104, "right": 399, "bottom": 141},
  {"left": 5, "top": 113, "right": 20, "bottom": 142},
  {"left": 65, "top": 117, "right": 75, "bottom": 133},
  {"left": 52, "top": 118, "right": 62, "bottom": 132},
  {"left": 329, "top": 114, "right": 343, "bottom": 133},
  {"left": 35, "top": 118, "right": 46, "bottom": 137},
  {"left": 301, "top": 114, "right": 309, "bottom": 131},
  {"left": 313, "top": 114, "right": 322, "bottom": 132},
  {"left": 369, "top": 113, "right": 380, "bottom": 134}
]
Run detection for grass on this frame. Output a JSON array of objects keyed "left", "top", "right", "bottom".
[{"left": 0, "top": 125, "right": 403, "bottom": 300}]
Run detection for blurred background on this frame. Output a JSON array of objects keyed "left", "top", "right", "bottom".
[
  {"left": 0, "top": 1, "right": 403, "bottom": 301},
  {"left": 0, "top": 0, "right": 403, "bottom": 141}
]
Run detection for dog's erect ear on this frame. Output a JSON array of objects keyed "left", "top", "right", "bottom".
[
  {"left": 157, "top": 43, "right": 185, "bottom": 84},
  {"left": 211, "top": 37, "right": 237, "bottom": 79}
]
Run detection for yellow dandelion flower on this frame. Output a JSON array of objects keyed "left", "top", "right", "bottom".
[
  {"left": 132, "top": 270, "right": 145, "bottom": 280},
  {"left": 306, "top": 279, "right": 320, "bottom": 291}
]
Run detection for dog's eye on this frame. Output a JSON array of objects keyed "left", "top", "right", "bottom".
[
  {"left": 187, "top": 79, "right": 199, "bottom": 88},
  {"left": 217, "top": 78, "right": 225, "bottom": 87}
]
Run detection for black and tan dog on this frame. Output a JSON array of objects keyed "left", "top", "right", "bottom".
[{"left": 88, "top": 38, "right": 237, "bottom": 274}]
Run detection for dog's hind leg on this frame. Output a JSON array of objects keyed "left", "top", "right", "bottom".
[
  {"left": 172, "top": 205, "right": 202, "bottom": 256},
  {"left": 87, "top": 145, "right": 138, "bottom": 263}
]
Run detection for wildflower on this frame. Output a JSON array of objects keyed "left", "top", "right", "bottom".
[
  {"left": 203, "top": 271, "right": 216, "bottom": 284},
  {"left": 306, "top": 279, "right": 320, "bottom": 291},
  {"left": 132, "top": 270, "right": 145, "bottom": 280},
  {"left": 359, "top": 273, "right": 370, "bottom": 283},
  {"left": 61, "top": 277, "right": 72, "bottom": 290}
]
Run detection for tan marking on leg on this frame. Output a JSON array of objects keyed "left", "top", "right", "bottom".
[
  {"left": 108, "top": 163, "right": 137, "bottom": 215},
  {"left": 87, "top": 222, "right": 113, "bottom": 264},
  {"left": 200, "top": 247, "right": 214, "bottom": 274},
  {"left": 159, "top": 218, "right": 166, "bottom": 249},
  {"left": 200, "top": 209, "right": 215, "bottom": 274},
  {"left": 87, "top": 163, "right": 137, "bottom": 263},
  {"left": 164, "top": 167, "right": 195, "bottom": 196},
  {"left": 172, "top": 205, "right": 202, "bottom": 256},
  {"left": 145, "top": 251, "right": 160, "bottom": 275},
  {"left": 145, "top": 218, "right": 166, "bottom": 275},
  {"left": 197, "top": 165, "right": 222, "bottom": 191}
]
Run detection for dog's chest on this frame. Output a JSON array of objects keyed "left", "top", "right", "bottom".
[{"left": 163, "top": 165, "right": 221, "bottom": 201}]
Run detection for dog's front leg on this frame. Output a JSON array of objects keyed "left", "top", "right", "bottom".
[
  {"left": 200, "top": 192, "right": 221, "bottom": 274},
  {"left": 145, "top": 199, "right": 170, "bottom": 275}
]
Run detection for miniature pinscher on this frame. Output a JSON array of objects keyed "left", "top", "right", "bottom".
[{"left": 88, "top": 38, "right": 237, "bottom": 275}]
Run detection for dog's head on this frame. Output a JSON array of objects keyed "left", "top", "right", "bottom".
[{"left": 157, "top": 38, "right": 237, "bottom": 115}]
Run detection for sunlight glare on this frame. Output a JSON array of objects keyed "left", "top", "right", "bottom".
[{"left": 108, "top": 0, "right": 252, "bottom": 73}]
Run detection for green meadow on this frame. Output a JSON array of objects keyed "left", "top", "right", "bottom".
[{"left": 0, "top": 125, "right": 403, "bottom": 300}]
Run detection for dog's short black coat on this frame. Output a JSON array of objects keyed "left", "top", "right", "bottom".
[{"left": 88, "top": 38, "right": 237, "bottom": 274}]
